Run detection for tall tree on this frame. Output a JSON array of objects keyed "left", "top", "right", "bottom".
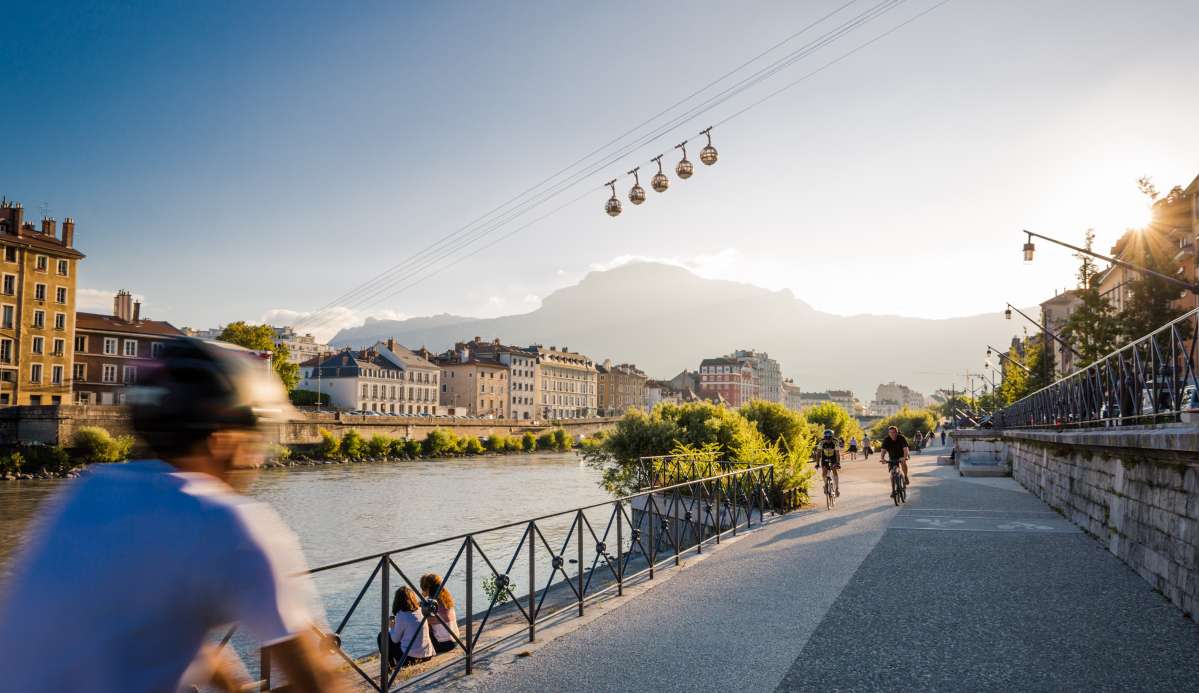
[
  {"left": 1116, "top": 243, "right": 1189, "bottom": 341},
  {"left": 1062, "top": 230, "right": 1120, "bottom": 366},
  {"left": 217, "top": 321, "right": 300, "bottom": 391}
]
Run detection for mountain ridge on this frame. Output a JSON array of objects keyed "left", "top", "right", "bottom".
[{"left": 330, "top": 262, "right": 1016, "bottom": 397}]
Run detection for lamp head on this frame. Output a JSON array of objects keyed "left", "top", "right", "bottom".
[{"left": 1022, "top": 232, "right": 1035, "bottom": 263}]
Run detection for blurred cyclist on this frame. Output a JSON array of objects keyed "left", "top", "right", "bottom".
[
  {"left": 815, "top": 429, "right": 841, "bottom": 496},
  {"left": 0, "top": 338, "right": 345, "bottom": 692}
]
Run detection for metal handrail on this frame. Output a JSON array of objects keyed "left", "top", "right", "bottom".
[
  {"left": 233, "top": 462, "right": 779, "bottom": 691},
  {"left": 996, "top": 307, "right": 1199, "bottom": 429}
]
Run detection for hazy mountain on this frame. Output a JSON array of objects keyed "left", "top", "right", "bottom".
[{"left": 331, "top": 262, "right": 1018, "bottom": 398}]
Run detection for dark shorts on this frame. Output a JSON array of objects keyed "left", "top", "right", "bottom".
[{"left": 848, "top": 445, "right": 858, "bottom": 452}]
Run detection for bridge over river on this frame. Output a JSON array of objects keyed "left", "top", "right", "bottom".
[{"left": 410, "top": 440, "right": 1199, "bottom": 692}]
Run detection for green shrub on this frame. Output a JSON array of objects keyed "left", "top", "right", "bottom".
[
  {"left": 462, "top": 436, "right": 485, "bottom": 455},
  {"left": 25, "top": 444, "right": 71, "bottom": 475},
  {"left": 551, "top": 428, "right": 572, "bottom": 451},
  {"left": 340, "top": 429, "right": 366, "bottom": 460},
  {"left": 869, "top": 407, "right": 938, "bottom": 440},
  {"left": 536, "top": 430, "right": 555, "bottom": 450},
  {"left": 803, "top": 402, "right": 863, "bottom": 444},
  {"left": 288, "top": 389, "right": 330, "bottom": 406},
  {"left": 404, "top": 439, "right": 423, "bottom": 458},
  {"left": 387, "top": 438, "right": 409, "bottom": 459},
  {"left": 503, "top": 436, "right": 522, "bottom": 452},
  {"left": 483, "top": 434, "right": 506, "bottom": 453},
  {"left": 71, "top": 426, "right": 134, "bottom": 465},
  {"left": 521, "top": 432, "right": 537, "bottom": 451},
  {"left": 423, "top": 429, "right": 459, "bottom": 457},
  {"left": 315, "top": 428, "right": 341, "bottom": 460},
  {"left": 0, "top": 451, "right": 24, "bottom": 476},
  {"left": 366, "top": 435, "right": 392, "bottom": 458},
  {"left": 267, "top": 443, "right": 292, "bottom": 462}
]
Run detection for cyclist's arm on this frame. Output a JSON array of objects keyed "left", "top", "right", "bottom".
[{"left": 903, "top": 446, "right": 911, "bottom": 460}]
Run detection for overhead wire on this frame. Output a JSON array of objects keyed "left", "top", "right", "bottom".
[{"left": 298, "top": 0, "right": 950, "bottom": 335}]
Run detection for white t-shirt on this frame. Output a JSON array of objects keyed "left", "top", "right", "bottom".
[
  {"left": 430, "top": 603, "right": 459, "bottom": 643},
  {"left": 0, "top": 460, "right": 323, "bottom": 692}
]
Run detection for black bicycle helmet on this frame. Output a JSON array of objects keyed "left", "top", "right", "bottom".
[
  {"left": 823, "top": 429, "right": 834, "bottom": 438},
  {"left": 129, "top": 337, "right": 295, "bottom": 457}
]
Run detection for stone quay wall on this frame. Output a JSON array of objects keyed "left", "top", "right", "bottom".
[
  {"left": 0, "top": 405, "right": 620, "bottom": 447},
  {"left": 998, "top": 426, "right": 1198, "bottom": 618}
]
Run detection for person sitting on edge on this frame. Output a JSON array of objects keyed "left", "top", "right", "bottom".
[
  {"left": 420, "top": 573, "right": 460, "bottom": 654},
  {"left": 380, "top": 586, "right": 435, "bottom": 668}
]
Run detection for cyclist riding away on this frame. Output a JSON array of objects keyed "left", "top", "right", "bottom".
[
  {"left": 816, "top": 429, "right": 841, "bottom": 497},
  {"left": 879, "top": 425, "right": 911, "bottom": 486},
  {"left": 0, "top": 338, "right": 347, "bottom": 692}
]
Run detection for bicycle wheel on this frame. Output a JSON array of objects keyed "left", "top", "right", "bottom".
[{"left": 892, "top": 476, "right": 901, "bottom": 506}]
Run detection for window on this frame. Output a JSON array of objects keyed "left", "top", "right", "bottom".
[
  {"left": 57, "top": 259, "right": 68, "bottom": 276},
  {"left": 0, "top": 393, "right": 9, "bottom": 405},
  {"left": 54, "top": 313, "right": 65, "bottom": 330},
  {"left": 3, "top": 247, "right": 14, "bottom": 263},
  {"left": 33, "top": 283, "right": 46, "bottom": 301},
  {"left": 32, "top": 310, "right": 44, "bottom": 329},
  {"left": 51, "top": 365, "right": 63, "bottom": 385},
  {"left": 52, "top": 338, "right": 64, "bottom": 356},
  {"left": 1, "top": 305, "right": 11, "bottom": 329},
  {"left": 73, "top": 363, "right": 85, "bottom": 381},
  {"left": 102, "top": 364, "right": 117, "bottom": 383},
  {"left": 29, "top": 395, "right": 41, "bottom": 405},
  {"left": 76, "top": 391, "right": 91, "bottom": 405},
  {"left": 35, "top": 255, "right": 47, "bottom": 272},
  {"left": 361, "top": 384, "right": 368, "bottom": 398},
  {"left": 31, "top": 336, "right": 43, "bottom": 354},
  {"left": 123, "top": 340, "right": 137, "bottom": 357},
  {"left": 75, "top": 335, "right": 87, "bottom": 352},
  {"left": 150, "top": 342, "right": 164, "bottom": 357},
  {"left": 30, "top": 363, "right": 42, "bottom": 383},
  {"left": 0, "top": 340, "right": 10, "bottom": 364},
  {"left": 103, "top": 338, "right": 117, "bottom": 355},
  {"left": 2, "top": 275, "right": 15, "bottom": 296},
  {"left": 122, "top": 366, "right": 137, "bottom": 384},
  {"left": 55, "top": 287, "right": 66, "bottom": 304}
]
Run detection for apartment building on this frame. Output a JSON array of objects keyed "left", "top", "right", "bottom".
[
  {"left": 454, "top": 337, "right": 539, "bottom": 420},
  {"left": 435, "top": 349, "right": 509, "bottom": 418},
  {"left": 297, "top": 344, "right": 439, "bottom": 415},
  {"left": 732, "top": 349, "right": 781, "bottom": 403},
  {"left": 273, "top": 325, "right": 331, "bottom": 365},
  {"left": 0, "top": 201, "right": 85, "bottom": 406},
  {"left": 528, "top": 344, "right": 597, "bottom": 419},
  {"left": 698, "top": 357, "right": 753, "bottom": 407},
  {"left": 782, "top": 378, "right": 803, "bottom": 411},
  {"left": 1039, "top": 290, "right": 1083, "bottom": 377},
  {"left": 596, "top": 360, "right": 648, "bottom": 415},
  {"left": 74, "top": 291, "right": 184, "bottom": 404}
]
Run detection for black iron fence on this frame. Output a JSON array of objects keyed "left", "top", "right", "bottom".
[
  {"left": 997, "top": 307, "right": 1199, "bottom": 429},
  {"left": 226, "top": 462, "right": 777, "bottom": 691}
]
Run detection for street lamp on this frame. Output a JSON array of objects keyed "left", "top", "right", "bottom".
[
  {"left": 1020, "top": 229, "right": 1199, "bottom": 294},
  {"left": 1005, "top": 302, "right": 1082, "bottom": 360}
]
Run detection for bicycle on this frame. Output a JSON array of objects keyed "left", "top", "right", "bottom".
[
  {"left": 823, "top": 470, "right": 838, "bottom": 509},
  {"left": 888, "top": 460, "right": 906, "bottom": 505}
]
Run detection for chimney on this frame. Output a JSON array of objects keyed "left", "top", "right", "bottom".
[
  {"left": 41, "top": 217, "right": 56, "bottom": 238},
  {"left": 133, "top": 302, "right": 141, "bottom": 322},
  {"left": 114, "top": 290, "right": 134, "bottom": 322},
  {"left": 61, "top": 218, "right": 74, "bottom": 247},
  {"left": 387, "top": 337, "right": 396, "bottom": 352}
]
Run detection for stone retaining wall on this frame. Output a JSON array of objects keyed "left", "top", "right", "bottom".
[
  {"left": 1003, "top": 427, "right": 1199, "bottom": 618},
  {"left": 0, "top": 405, "right": 620, "bottom": 447}
]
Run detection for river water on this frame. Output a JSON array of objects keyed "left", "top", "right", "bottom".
[{"left": 0, "top": 452, "right": 612, "bottom": 659}]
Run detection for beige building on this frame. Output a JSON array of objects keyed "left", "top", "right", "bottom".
[
  {"left": 782, "top": 379, "right": 803, "bottom": 411},
  {"left": 529, "top": 344, "right": 597, "bottom": 419},
  {"left": 435, "top": 347, "right": 509, "bottom": 418},
  {"left": 0, "top": 202, "right": 85, "bottom": 406},
  {"left": 453, "top": 337, "right": 539, "bottom": 420},
  {"left": 1040, "top": 289, "right": 1082, "bottom": 377},
  {"left": 597, "top": 360, "right": 648, "bottom": 415}
]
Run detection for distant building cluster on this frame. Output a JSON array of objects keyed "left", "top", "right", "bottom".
[{"left": 869, "top": 381, "right": 926, "bottom": 416}]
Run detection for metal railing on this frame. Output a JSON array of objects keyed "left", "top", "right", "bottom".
[
  {"left": 997, "top": 307, "right": 1199, "bottom": 429},
  {"left": 227, "top": 462, "right": 778, "bottom": 691}
]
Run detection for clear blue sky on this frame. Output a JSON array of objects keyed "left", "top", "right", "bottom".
[{"left": 3, "top": 0, "right": 1198, "bottom": 339}]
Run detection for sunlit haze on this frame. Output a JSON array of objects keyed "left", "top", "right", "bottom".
[{"left": 3, "top": 0, "right": 1198, "bottom": 339}]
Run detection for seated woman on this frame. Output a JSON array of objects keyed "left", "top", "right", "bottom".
[
  {"left": 420, "top": 573, "right": 459, "bottom": 654},
  {"left": 378, "top": 586, "right": 434, "bottom": 668}
]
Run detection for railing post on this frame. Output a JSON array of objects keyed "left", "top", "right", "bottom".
[
  {"left": 465, "top": 539, "right": 473, "bottom": 675},
  {"left": 528, "top": 522, "right": 536, "bottom": 642},
  {"left": 715, "top": 480, "right": 722, "bottom": 544},
  {"left": 616, "top": 502, "right": 624, "bottom": 596},
  {"left": 380, "top": 554, "right": 390, "bottom": 690},
  {"left": 770, "top": 465, "right": 776, "bottom": 514},
  {"left": 673, "top": 487, "right": 681, "bottom": 566},
  {"left": 732, "top": 474, "right": 739, "bottom": 537},
  {"left": 576, "top": 510, "right": 584, "bottom": 616},
  {"left": 648, "top": 495, "right": 656, "bottom": 579}
]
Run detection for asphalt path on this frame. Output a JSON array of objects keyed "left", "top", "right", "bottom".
[{"left": 429, "top": 443, "right": 1199, "bottom": 692}]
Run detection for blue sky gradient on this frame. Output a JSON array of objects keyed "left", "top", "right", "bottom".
[{"left": 3, "top": 0, "right": 1198, "bottom": 337}]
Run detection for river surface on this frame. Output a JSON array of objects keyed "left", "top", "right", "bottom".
[{"left": 0, "top": 452, "right": 612, "bottom": 659}]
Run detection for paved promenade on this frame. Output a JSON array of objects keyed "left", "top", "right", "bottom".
[{"left": 430, "top": 443, "right": 1199, "bottom": 692}]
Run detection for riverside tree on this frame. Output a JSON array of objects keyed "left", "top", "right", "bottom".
[
  {"left": 1062, "top": 230, "right": 1120, "bottom": 366},
  {"left": 217, "top": 321, "right": 300, "bottom": 391}
]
